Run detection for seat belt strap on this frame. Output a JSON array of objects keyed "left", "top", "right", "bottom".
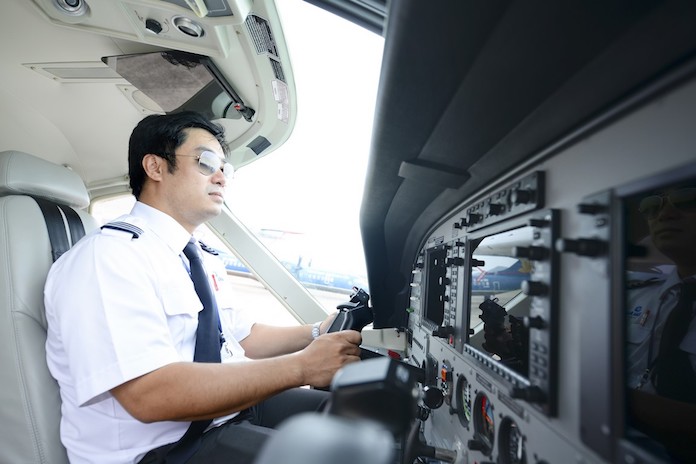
[
  {"left": 61, "top": 203, "right": 85, "bottom": 244},
  {"left": 34, "top": 197, "right": 85, "bottom": 262}
]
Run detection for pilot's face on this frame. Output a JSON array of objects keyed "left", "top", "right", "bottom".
[
  {"left": 160, "top": 128, "right": 227, "bottom": 231},
  {"left": 643, "top": 188, "right": 696, "bottom": 265}
]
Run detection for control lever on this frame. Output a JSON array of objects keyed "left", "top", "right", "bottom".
[
  {"left": 479, "top": 297, "right": 507, "bottom": 330},
  {"left": 479, "top": 298, "right": 509, "bottom": 353},
  {"left": 329, "top": 357, "right": 419, "bottom": 436},
  {"left": 320, "top": 288, "right": 380, "bottom": 391},
  {"left": 479, "top": 298, "right": 528, "bottom": 371},
  {"left": 327, "top": 287, "right": 374, "bottom": 333}
]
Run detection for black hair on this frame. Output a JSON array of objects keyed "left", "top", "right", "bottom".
[{"left": 128, "top": 111, "right": 228, "bottom": 199}]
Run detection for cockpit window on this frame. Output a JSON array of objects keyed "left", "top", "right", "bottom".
[{"left": 225, "top": 0, "right": 382, "bottom": 309}]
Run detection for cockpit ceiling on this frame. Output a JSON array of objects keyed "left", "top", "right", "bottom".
[
  {"left": 362, "top": 0, "right": 696, "bottom": 327},
  {"left": 1, "top": 0, "right": 295, "bottom": 188}
]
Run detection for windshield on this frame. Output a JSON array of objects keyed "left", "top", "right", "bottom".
[{"left": 224, "top": 1, "right": 383, "bottom": 305}]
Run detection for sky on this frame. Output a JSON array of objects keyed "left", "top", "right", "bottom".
[{"left": 225, "top": 1, "right": 384, "bottom": 275}]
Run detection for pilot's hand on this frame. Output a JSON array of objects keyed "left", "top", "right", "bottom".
[
  {"left": 300, "top": 330, "right": 362, "bottom": 387},
  {"left": 319, "top": 310, "right": 339, "bottom": 335}
]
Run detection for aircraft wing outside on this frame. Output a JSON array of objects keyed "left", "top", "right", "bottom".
[{"left": 216, "top": 249, "right": 368, "bottom": 294}]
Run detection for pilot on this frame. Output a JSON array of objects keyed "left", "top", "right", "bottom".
[
  {"left": 44, "top": 111, "right": 362, "bottom": 464},
  {"left": 626, "top": 184, "right": 696, "bottom": 399},
  {"left": 625, "top": 182, "right": 696, "bottom": 462}
]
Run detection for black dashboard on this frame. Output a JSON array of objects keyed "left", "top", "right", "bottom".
[{"left": 353, "top": 1, "right": 696, "bottom": 463}]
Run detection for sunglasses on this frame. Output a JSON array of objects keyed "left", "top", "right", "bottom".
[
  {"left": 173, "top": 150, "right": 234, "bottom": 180},
  {"left": 638, "top": 187, "right": 696, "bottom": 219}
]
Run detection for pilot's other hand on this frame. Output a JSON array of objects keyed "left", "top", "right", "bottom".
[{"left": 300, "top": 330, "right": 362, "bottom": 387}]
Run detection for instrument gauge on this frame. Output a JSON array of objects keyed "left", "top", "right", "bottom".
[
  {"left": 455, "top": 374, "right": 472, "bottom": 427},
  {"left": 473, "top": 392, "right": 495, "bottom": 452},
  {"left": 498, "top": 417, "right": 527, "bottom": 464}
]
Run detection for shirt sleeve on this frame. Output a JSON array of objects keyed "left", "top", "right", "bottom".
[{"left": 47, "top": 234, "right": 191, "bottom": 406}]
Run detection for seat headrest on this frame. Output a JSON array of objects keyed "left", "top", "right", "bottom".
[{"left": 0, "top": 150, "right": 90, "bottom": 208}]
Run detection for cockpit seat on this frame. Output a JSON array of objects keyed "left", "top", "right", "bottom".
[{"left": 0, "top": 150, "right": 98, "bottom": 463}]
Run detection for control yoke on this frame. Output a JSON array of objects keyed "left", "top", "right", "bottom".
[{"left": 327, "top": 287, "right": 374, "bottom": 333}]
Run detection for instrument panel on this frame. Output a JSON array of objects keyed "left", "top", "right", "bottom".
[{"left": 400, "top": 58, "right": 696, "bottom": 464}]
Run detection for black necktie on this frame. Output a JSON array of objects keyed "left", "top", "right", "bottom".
[
  {"left": 652, "top": 280, "right": 696, "bottom": 403},
  {"left": 183, "top": 239, "right": 222, "bottom": 363},
  {"left": 166, "top": 239, "right": 222, "bottom": 463}
]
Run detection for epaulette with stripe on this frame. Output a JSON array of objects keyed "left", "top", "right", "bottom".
[
  {"left": 101, "top": 220, "right": 144, "bottom": 239},
  {"left": 199, "top": 240, "right": 219, "bottom": 255}
]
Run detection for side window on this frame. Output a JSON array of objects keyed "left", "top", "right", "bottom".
[
  {"left": 225, "top": 0, "right": 380, "bottom": 312},
  {"left": 90, "top": 195, "right": 135, "bottom": 225}
]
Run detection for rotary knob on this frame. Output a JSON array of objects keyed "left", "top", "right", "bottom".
[
  {"left": 511, "top": 189, "right": 535, "bottom": 205},
  {"left": 513, "top": 245, "right": 548, "bottom": 261},
  {"left": 555, "top": 238, "right": 606, "bottom": 257},
  {"left": 422, "top": 386, "right": 445, "bottom": 409},
  {"left": 467, "top": 439, "right": 489, "bottom": 452},
  {"left": 467, "top": 212, "right": 483, "bottom": 225},
  {"left": 524, "top": 315, "right": 547, "bottom": 329},
  {"left": 488, "top": 203, "right": 505, "bottom": 216},
  {"left": 432, "top": 325, "right": 455, "bottom": 338},
  {"left": 577, "top": 203, "right": 606, "bottom": 215},
  {"left": 521, "top": 280, "right": 547, "bottom": 296}
]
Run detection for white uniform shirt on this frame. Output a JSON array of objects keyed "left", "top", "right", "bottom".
[
  {"left": 626, "top": 267, "right": 696, "bottom": 392},
  {"left": 45, "top": 202, "right": 255, "bottom": 464}
]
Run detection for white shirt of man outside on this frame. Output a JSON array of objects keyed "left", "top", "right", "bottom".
[{"left": 626, "top": 266, "right": 696, "bottom": 392}]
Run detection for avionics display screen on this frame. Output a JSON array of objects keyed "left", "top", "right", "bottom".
[
  {"left": 466, "top": 226, "right": 535, "bottom": 378},
  {"left": 621, "top": 172, "right": 696, "bottom": 463},
  {"left": 423, "top": 245, "right": 448, "bottom": 327}
]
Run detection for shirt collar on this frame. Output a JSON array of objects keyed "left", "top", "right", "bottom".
[
  {"left": 659, "top": 267, "right": 696, "bottom": 299},
  {"left": 130, "top": 201, "right": 193, "bottom": 254}
]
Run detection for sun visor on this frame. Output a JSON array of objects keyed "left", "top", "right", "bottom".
[{"left": 103, "top": 50, "right": 255, "bottom": 122}]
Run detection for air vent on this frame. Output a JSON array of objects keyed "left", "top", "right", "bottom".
[
  {"left": 52, "top": 0, "right": 89, "bottom": 17},
  {"left": 24, "top": 62, "right": 123, "bottom": 83},
  {"left": 247, "top": 136, "right": 271, "bottom": 155},
  {"left": 246, "top": 15, "right": 278, "bottom": 57},
  {"left": 269, "top": 58, "right": 285, "bottom": 83},
  {"left": 172, "top": 15, "right": 204, "bottom": 38}
]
